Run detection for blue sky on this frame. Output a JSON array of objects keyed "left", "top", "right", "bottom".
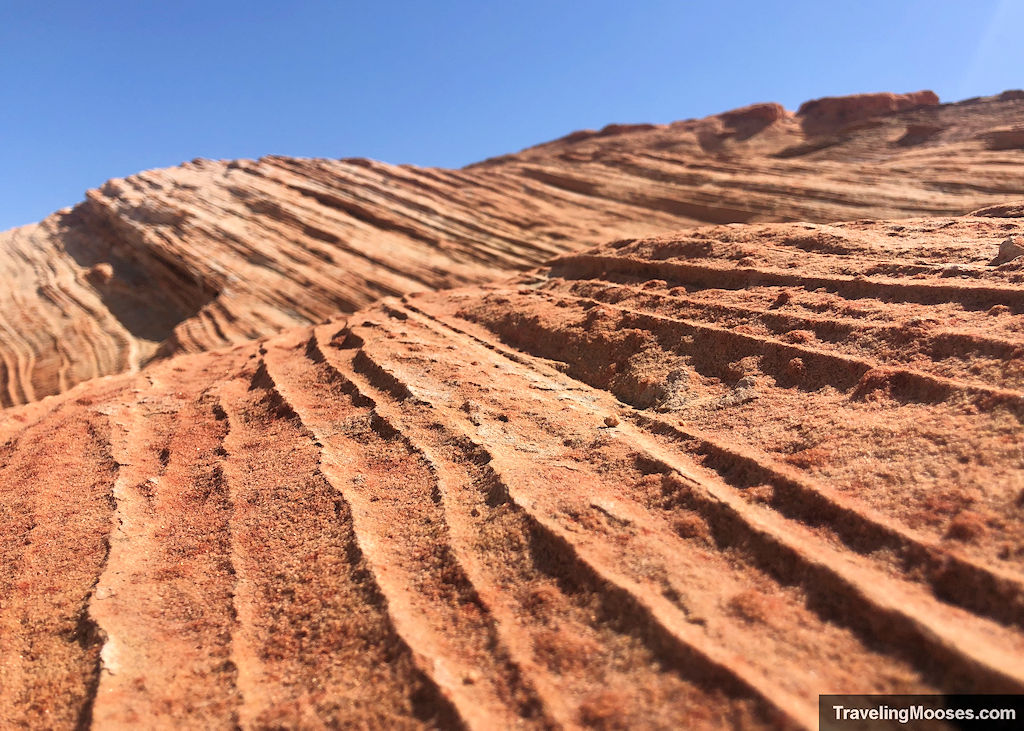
[{"left": 1, "top": 0, "right": 1021, "bottom": 232}]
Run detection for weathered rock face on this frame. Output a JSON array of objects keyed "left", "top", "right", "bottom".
[
  {"left": 2, "top": 90, "right": 1023, "bottom": 408},
  {"left": 795, "top": 90, "right": 939, "bottom": 133},
  {"left": 2, "top": 216, "right": 1023, "bottom": 729},
  {"left": 983, "top": 125, "right": 1024, "bottom": 150},
  {"left": 973, "top": 201, "right": 1024, "bottom": 218}
]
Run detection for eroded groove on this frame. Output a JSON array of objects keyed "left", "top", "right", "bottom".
[
  {"left": 402, "top": 297, "right": 1024, "bottom": 628},
  {"left": 452, "top": 283, "right": 1024, "bottom": 574},
  {"left": 259, "top": 330, "right": 549, "bottom": 728},
  {"left": 526, "top": 287, "right": 1024, "bottom": 416},
  {"left": 388, "top": 297, "right": 1024, "bottom": 694},
  {"left": 347, "top": 309, "right": 938, "bottom": 722},
  {"left": 550, "top": 254, "right": 1024, "bottom": 313},
  {"left": 558, "top": 278, "right": 1024, "bottom": 392},
  {"left": 312, "top": 323, "right": 796, "bottom": 729},
  {"left": 629, "top": 411, "right": 1024, "bottom": 629},
  {"left": 216, "top": 354, "right": 463, "bottom": 729},
  {"left": 0, "top": 404, "right": 118, "bottom": 730},
  {"left": 89, "top": 363, "right": 244, "bottom": 729}
]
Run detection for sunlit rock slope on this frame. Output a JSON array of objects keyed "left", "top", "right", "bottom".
[
  {"left": 2, "top": 213, "right": 1023, "bottom": 729},
  {"left": 3, "top": 90, "right": 1024, "bottom": 406}
]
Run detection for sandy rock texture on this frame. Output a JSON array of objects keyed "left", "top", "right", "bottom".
[
  {"left": 3, "top": 91, "right": 1024, "bottom": 406},
  {"left": 2, "top": 214, "right": 1023, "bottom": 729}
]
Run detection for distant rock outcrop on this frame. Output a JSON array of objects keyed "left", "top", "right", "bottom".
[
  {"left": 983, "top": 125, "right": 1024, "bottom": 150},
  {"left": 796, "top": 90, "right": 939, "bottom": 134},
  {"left": 971, "top": 201, "right": 1024, "bottom": 218}
]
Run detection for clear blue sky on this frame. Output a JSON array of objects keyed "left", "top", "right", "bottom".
[{"left": 2, "top": 0, "right": 1022, "bottom": 232}]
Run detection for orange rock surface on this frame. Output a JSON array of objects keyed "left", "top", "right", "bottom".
[
  {"left": 3, "top": 91, "right": 1024, "bottom": 406},
  {"left": 3, "top": 92, "right": 1024, "bottom": 729},
  {"left": 2, "top": 212, "right": 1024, "bottom": 729}
]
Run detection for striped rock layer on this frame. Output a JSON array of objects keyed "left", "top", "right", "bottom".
[
  {"left": 3, "top": 91, "right": 1024, "bottom": 406},
  {"left": 2, "top": 216, "right": 1023, "bottom": 729}
]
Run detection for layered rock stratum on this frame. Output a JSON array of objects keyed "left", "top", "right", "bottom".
[
  {"left": 2, "top": 91, "right": 1024, "bottom": 729},
  {"left": 3, "top": 90, "right": 1024, "bottom": 406},
  {"left": 3, "top": 213, "right": 1024, "bottom": 729}
]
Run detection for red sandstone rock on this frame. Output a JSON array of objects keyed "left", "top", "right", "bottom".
[
  {"left": 2, "top": 216, "right": 1024, "bottom": 729},
  {"left": 720, "top": 101, "right": 789, "bottom": 124},
  {"left": 796, "top": 90, "right": 939, "bottom": 133},
  {"left": 971, "top": 201, "right": 1024, "bottom": 218},
  {"left": 4, "top": 89, "right": 1024, "bottom": 728},
  {"left": 2, "top": 91, "right": 1023, "bottom": 407},
  {"left": 989, "top": 236, "right": 1024, "bottom": 265},
  {"left": 983, "top": 125, "right": 1024, "bottom": 150}
]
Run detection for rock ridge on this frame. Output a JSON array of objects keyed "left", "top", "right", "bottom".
[{"left": 2, "top": 90, "right": 1023, "bottom": 406}]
